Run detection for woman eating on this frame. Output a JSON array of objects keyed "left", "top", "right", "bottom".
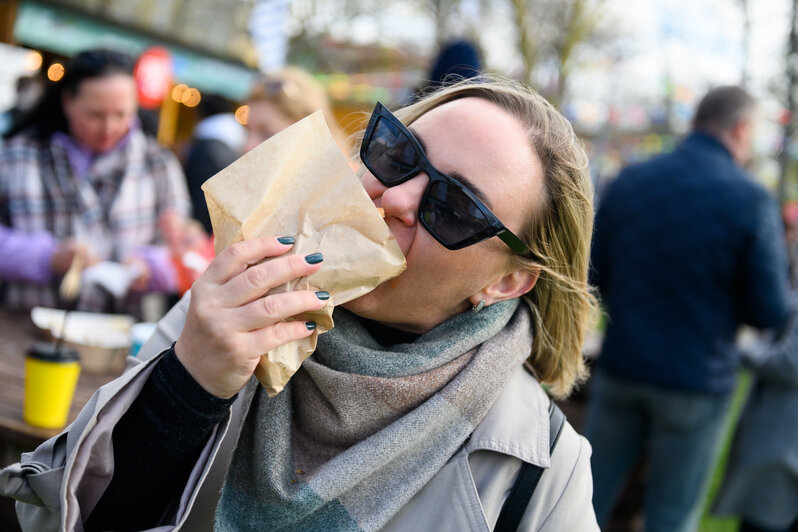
[{"left": 2, "top": 78, "right": 599, "bottom": 531}]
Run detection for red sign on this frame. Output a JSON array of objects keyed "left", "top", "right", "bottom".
[{"left": 134, "top": 47, "right": 173, "bottom": 109}]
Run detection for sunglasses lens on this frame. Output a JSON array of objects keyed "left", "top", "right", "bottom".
[
  {"left": 364, "top": 116, "right": 418, "bottom": 184},
  {"left": 421, "top": 181, "right": 491, "bottom": 246}
]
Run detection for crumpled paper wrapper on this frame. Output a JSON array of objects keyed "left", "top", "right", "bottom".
[{"left": 202, "top": 110, "right": 406, "bottom": 396}]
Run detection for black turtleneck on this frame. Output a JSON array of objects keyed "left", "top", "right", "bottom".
[{"left": 358, "top": 316, "right": 422, "bottom": 346}]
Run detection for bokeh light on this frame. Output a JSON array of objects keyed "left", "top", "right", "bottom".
[
  {"left": 47, "top": 62, "right": 64, "bottom": 82},
  {"left": 234, "top": 105, "right": 249, "bottom": 125},
  {"left": 327, "top": 75, "right": 351, "bottom": 101},
  {"left": 181, "top": 87, "right": 201, "bottom": 107},
  {"left": 171, "top": 83, "right": 188, "bottom": 103},
  {"left": 25, "top": 51, "right": 42, "bottom": 71}
]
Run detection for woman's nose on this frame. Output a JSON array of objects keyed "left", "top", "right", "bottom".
[
  {"left": 99, "top": 117, "right": 112, "bottom": 135},
  {"left": 366, "top": 172, "right": 428, "bottom": 227}
]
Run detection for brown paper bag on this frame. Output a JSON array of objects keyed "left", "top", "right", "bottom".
[{"left": 202, "top": 111, "right": 406, "bottom": 396}]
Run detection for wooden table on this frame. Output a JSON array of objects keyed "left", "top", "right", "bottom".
[
  {"left": 1, "top": 309, "right": 122, "bottom": 530},
  {"left": 0, "top": 309, "right": 120, "bottom": 452}
]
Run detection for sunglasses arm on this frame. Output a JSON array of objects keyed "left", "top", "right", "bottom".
[{"left": 497, "top": 230, "right": 536, "bottom": 259}]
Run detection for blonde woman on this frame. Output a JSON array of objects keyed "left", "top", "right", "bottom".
[
  {"left": 244, "top": 66, "right": 348, "bottom": 155},
  {"left": 187, "top": 67, "right": 345, "bottom": 236},
  {"left": 2, "top": 79, "right": 599, "bottom": 531}
]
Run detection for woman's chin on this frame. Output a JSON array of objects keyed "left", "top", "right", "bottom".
[
  {"left": 340, "top": 293, "right": 377, "bottom": 318},
  {"left": 340, "top": 287, "right": 404, "bottom": 326}
]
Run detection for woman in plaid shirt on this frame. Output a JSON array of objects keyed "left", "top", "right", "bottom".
[{"left": 0, "top": 49, "right": 191, "bottom": 315}]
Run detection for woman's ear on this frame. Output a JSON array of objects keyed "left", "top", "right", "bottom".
[{"left": 470, "top": 267, "right": 539, "bottom": 308}]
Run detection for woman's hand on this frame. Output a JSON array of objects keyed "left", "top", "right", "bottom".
[
  {"left": 125, "top": 256, "right": 152, "bottom": 293},
  {"left": 51, "top": 240, "right": 96, "bottom": 276},
  {"left": 174, "top": 236, "right": 326, "bottom": 399}
]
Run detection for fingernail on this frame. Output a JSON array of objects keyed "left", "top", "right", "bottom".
[
  {"left": 305, "top": 321, "right": 317, "bottom": 330},
  {"left": 305, "top": 252, "right": 323, "bottom": 264},
  {"left": 315, "top": 290, "right": 330, "bottom": 300},
  {"left": 277, "top": 236, "right": 295, "bottom": 245}
]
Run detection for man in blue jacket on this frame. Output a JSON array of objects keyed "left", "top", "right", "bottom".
[{"left": 586, "top": 86, "right": 790, "bottom": 532}]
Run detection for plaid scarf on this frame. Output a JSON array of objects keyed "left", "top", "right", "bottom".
[
  {"left": 216, "top": 299, "right": 532, "bottom": 531},
  {"left": 0, "top": 129, "right": 189, "bottom": 311}
]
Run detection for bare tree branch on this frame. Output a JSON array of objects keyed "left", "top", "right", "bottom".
[{"left": 509, "top": 0, "right": 538, "bottom": 82}]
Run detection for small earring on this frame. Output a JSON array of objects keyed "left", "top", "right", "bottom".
[{"left": 471, "top": 299, "right": 485, "bottom": 313}]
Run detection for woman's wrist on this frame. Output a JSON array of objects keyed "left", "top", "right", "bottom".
[{"left": 160, "top": 342, "right": 238, "bottom": 415}]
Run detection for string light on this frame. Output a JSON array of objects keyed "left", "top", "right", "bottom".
[
  {"left": 25, "top": 51, "right": 43, "bottom": 71},
  {"left": 47, "top": 63, "right": 65, "bottom": 82},
  {"left": 182, "top": 87, "right": 201, "bottom": 108},
  {"left": 171, "top": 83, "right": 188, "bottom": 102},
  {"left": 234, "top": 105, "right": 249, "bottom": 125}
]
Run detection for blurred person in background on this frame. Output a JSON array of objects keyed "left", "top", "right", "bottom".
[
  {"left": 587, "top": 86, "right": 791, "bottom": 532},
  {"left": 712, "top": 219, "right": 798, "bottom": 532},
  {"left": 2, "top": 78, "right": 599, "bottom": 531},
  {"left": 711, "top": 297, "right": 798, "bottom": 532},
  {"left": 244, "top": 66, "right": 348, "bottom": 156},
  {"left": 782, "top": 202, "right": 798, "bottom": 286},
  {"left": 0, "top": 75, "right": 44, "bottom": 137},
  {"left": 183, "top": 93, "right": 245, "bottom": 235},
  {"left": 0, "top": 48, "right": 191, "bottom": 315},
  {"left": 184, "top": 69, "right": 341, "bottom": 235},
  {"left": 176, "top": 69, "right": 345, "bottom": 296},
  {"left": 409, "top": 39, "right": 482, "bottom": 103}
]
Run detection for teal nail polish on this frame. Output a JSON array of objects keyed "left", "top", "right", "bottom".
[
  {"left": 277, "top": 236, "right": 295, "bottom": 245},
  {"left": 305, "top": 321, "right": 317, "bottom": 330},
  {"left": 305, "top": 252, "right": 323, "bottom": 264},
  {"left": 315, "top": 291, "right": 330, "bottom": 300}
]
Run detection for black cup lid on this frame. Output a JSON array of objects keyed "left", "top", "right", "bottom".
[{"left": 27, "top": 342, "right": 80, "bottom": 363}]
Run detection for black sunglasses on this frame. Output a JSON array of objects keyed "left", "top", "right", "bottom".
[{"left": 361, "top": 102, "right": 534, "bottom": 257}]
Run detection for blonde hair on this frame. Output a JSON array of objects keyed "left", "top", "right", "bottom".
[
  {"left": 357, "top": 78, "right": 597, "bottom": 398},
  {"left": 250, "top": 66, "right": 348, "bottom": 151}
]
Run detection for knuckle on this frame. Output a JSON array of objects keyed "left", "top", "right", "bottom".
[
  {"left": 218, "top": 333, "right": 241, "bottom": 355},
  {"left": 259, "top": 295, "right": 282, "bottom": 320},
  {"left": 244, "top": 265, "right": 269, "bottom": 289},
  {"left": 191, "top": 281, "right": 209, "bottom": 300},
  {"left": 222, "top": 245, "right": 239, "bottom": 261},
  {"left": 223, "top": 242, "right": 245, "bottom": 262},
  {"left": 194, "top": 299, "right": 214, "bottom": 323}
]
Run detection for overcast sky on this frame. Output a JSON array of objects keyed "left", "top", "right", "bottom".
[
  {"left": 604, "top": 0, "right": 787, "bottom": 101},
  {"left": 340, "top": 0, "right": 791, "bottom": 110}
]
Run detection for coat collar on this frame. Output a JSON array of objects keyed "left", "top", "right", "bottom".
[
  {"left": 684, "top": 131, "right": 734, "bottom": 161},
  {"left": 465, "top": 366, "right": 551, "bottom": 468}
]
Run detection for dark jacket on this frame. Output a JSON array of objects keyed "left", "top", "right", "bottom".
[
  {"left": 591, "top": 132, "right": 790, "bottom": 394},
  {"left": 185, "top": 138, "right": 238, "bottom": 234}
]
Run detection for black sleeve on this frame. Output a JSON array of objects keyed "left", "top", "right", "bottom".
[{"left": 84, "top": 346, "right": 236, "bottom": 532}]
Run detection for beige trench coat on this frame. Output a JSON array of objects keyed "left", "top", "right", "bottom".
[{"left": 0, "top": 294, "right": 598, "bottom": 531}]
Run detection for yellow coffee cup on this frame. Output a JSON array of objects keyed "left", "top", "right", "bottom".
[{"left": 24, "top": 343, "right": 81, "bottom": 429}]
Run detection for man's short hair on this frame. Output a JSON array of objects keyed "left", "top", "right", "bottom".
[{"left": 693, "top": 86, "right": 755, "bottom": 134}]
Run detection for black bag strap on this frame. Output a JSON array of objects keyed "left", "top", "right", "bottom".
[{"left": 493, "top": 399, "right": 566, "bottom": 531}]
